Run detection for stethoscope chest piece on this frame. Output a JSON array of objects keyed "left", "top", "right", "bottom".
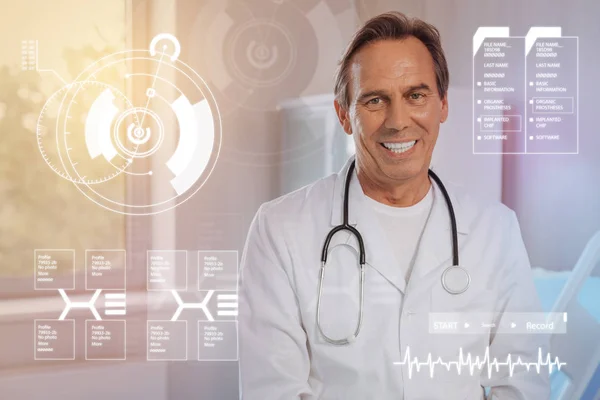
[{"left": 441, "top": 265, "right": 470, "bottom": 294}]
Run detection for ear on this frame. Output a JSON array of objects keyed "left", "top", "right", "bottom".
[
  {"left": 334, "top": 99, "right": 352, "bottom": 135},
  {"left": 440, "top": 93, "right": 449, "bottom": 123}
]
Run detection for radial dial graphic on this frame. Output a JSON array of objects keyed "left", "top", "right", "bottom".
[{"left": 36, "top": 34, "right": 222, "bottom": 215}]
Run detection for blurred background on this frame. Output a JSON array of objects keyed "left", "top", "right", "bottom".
[{"left": 0, "top": 0, "right": 598, "bottom": 399}]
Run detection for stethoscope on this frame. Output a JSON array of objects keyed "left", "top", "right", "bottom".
[{"left": 316, "top": 160, "right": 470, "bottom": 346}]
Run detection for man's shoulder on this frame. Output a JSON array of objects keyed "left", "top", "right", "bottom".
[{"left": 257, "top": 173, "right": 337, "bottom": 221}]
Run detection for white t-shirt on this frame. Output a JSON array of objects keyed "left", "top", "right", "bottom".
[{"left": 363, "top": 184, "right": 434, "bottom": 285}]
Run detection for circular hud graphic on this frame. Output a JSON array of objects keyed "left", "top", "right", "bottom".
[
  {"left": 37, "top": 34, "right": 222, "bottom": 215},
  {"left": 186, "top": 0, "right": 352, "bottom": 166}
]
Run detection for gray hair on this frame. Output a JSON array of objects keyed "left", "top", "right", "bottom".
[{"left": 333, "top": 11, "right": 449, "bottom": 109}]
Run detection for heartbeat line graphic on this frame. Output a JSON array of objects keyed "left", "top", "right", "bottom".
[{"left": 393, "top": 347, "right": 566, "bottom": 379}]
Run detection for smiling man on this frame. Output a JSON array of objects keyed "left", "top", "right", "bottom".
[
  {"left": 334, "top": 33, "right": 448, "bottom": 209},
  {"left": 239, "top": 11, "right": 550, "bottom": 400}
]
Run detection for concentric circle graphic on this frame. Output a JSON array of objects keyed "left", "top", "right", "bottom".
[
  {"left": 113, "top": 107, "right": 164, "bottom": 158},
  {"left": 226, "top": 18, "right": 296, "bottom": 89},
  {"left": 186, "top": 0, "right": 352, "bottom": 167},
  {"left": 191, "top": 0, "right": 320, "bottom": 113},
  {"left": 36, "top": 34, "right": 222, "bottom": 215}
]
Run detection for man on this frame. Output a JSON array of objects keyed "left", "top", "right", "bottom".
[{"left": 239, "top": 11, "right": 550, "bottom": 399}]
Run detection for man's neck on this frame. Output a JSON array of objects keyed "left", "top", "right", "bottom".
[{"left": 356, "top": 166, "right": 431, "bottom": 207}]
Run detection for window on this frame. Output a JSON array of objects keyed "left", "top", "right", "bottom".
[{"left": 0, "top": 0, "right": 145, "bottom": 299}]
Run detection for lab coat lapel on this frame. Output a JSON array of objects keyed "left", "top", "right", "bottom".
[
  {"left": 330, "top": 157, "right": 407, "bottom": 294},
  {"left": 407, "top": 178, "right": 469, "bottom": 291}
]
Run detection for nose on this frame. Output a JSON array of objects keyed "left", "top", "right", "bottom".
[{"left": 384, "top": 99, "right": 411, "bottom": 132}]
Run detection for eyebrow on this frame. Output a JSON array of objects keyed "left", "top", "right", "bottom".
[{"left": 356, "top": 83, "right": 434, "bottom": 102}]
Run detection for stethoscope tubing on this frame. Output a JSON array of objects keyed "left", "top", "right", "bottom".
[{"left": 317, "top": 160, "right": 463, "bottom": 345}]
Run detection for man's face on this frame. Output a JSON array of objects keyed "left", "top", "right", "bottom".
[{"left": 335, "top": 37, "right": 448, "bottom": 184}]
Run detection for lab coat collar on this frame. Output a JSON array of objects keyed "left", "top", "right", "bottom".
[{"left": 329, "top": 156, "right": 470, "bottom": 293}]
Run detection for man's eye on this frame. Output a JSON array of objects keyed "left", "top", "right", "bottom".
[
  {"left": 409, "top": 93, "right": 425, "bottom": 100},
  {"left": 367, "top": 97, "right": 381, "bottom": 105}
]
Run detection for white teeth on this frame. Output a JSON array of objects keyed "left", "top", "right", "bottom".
[{"left": 382, "top": 140, "right": 416, "bottom": 153}]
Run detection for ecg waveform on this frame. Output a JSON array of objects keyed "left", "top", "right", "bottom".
[{"left": 393, "top": 347, "right": 566, "bottom": 379}]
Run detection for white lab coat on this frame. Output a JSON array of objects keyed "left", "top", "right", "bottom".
[{"left": 239, "top": 156, "right": 550, "bottom": 400}]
